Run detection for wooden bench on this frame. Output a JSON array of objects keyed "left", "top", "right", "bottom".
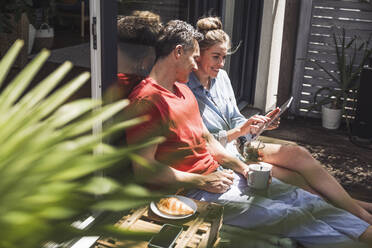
[{"left": 94, "top": 200, "right": 223, "bottom": 248}]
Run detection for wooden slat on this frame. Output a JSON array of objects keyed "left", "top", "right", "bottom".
[
  {"left": 304, "top": 61, "right": 361, "bottom": 76},
  {"left": 308, "top": 35, "right": 371, "bottom": 49},
  {"left": 303, "top": 69, "right": 336, "bottom": 80},
  {"left": 307, "top": 51, "right": 365, "bottom": 65},
  {"left": 307, "top": 51, "right": 339, "bottom": 62},
  {"left": 302, "top": 77, "right": 339, "bottom": 87},
  {"left": 298, "top": 101, "right": 357, "bottom": 118},
  {"left": 305, "top": 60, "right": 339, "bottom": 71},
  {"left": 116, "top": 206, "right": 148, "bottom": 229},
  {"left": 299, "top": 91, "right": 358, "bottom": 105},
  {"left": 310, "top": 25, "right": 372, "bottom": 39},
  {"left": 129, "top": 219, "right": 160, "bottom": 232},
  {"left": 307, "top": 43, "right": 337, "bottom": 53},
  {"left": 300, "top": 86, "right": 340, "bottom": 96},
  {"left": 303, "top": 67, "right": 333, "bottom": 75},
  {"left": 312, "top": 7, "right": 372, "bottom": 20},
  {"left": 300, "top": 93, "right": 357, "bottom": 103},
  {"left": 311, "top": 17, "right": 372, "bottom": 31},
  {"left": 313, "top": 0, "right": 372, "bottom": 11},
  {"left": 300, "top": 82, "right": 358, "bottom": 96}
]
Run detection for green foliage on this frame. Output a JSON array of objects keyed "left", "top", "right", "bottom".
[
  {"left": 0, "top": 40, "right": 165, "bottom": 248},
  {"left": 310, "top": 28, "right": 372, "bottom": 114}
]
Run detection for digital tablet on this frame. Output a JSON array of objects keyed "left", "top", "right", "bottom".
[{"left": 251, "top": 96, "right": 293, "bottom": 141}]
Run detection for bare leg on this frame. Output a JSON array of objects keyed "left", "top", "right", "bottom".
[
  {"left": 260, "top": 143, "right": 372, "bottom": 225},
  {"left": 359, "top": 225, "right": 372, "bottom": 246},
  {"left": 357, "top": 200, "right": 372, "bottom": 213},
  {"left": 271, "top": 165, "right": 318, "bottom": 194}
]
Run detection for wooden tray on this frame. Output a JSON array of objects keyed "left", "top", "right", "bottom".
[{"left": 94, "top": 200, "right": 223, "bottom": 248}]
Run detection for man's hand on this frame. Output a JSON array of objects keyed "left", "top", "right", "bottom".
[
  {"left": 198, "top": 169, "right": 234, "bottom": 193},
  {"left": 242, "top": 165, "right": 250, "bottom": 178}
]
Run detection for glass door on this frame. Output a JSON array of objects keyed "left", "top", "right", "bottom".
[{"left": 91, "top": 0, "right": 223, "bottom": 103}]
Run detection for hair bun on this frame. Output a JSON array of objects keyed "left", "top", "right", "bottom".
[{"left": 197, "top": 17, "right": 222, "bottom": 33}]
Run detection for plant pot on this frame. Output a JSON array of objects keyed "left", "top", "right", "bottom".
[
  {"left": 321, "top": 104, "right": 342, "bottom": 129},
  {"left": 33, "top": 23, "right": 54, "bottom": 53}
]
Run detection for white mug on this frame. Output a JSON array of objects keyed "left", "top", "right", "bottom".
[{"left": 247, "top": 162, "right": 272, "bottom": 189}]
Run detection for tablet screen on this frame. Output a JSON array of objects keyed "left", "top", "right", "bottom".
[{"left": 251, "top": 96, "right": 293, "bottom": 141}]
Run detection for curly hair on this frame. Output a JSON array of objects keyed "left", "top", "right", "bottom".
[
  {"left": 156, "top": 20, "right": 203, "bottom": 59},
  {"left": 117, "top": 11, "right": 162, "bottom": 46}
]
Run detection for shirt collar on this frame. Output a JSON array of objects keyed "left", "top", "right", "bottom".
[
  {"left": 187, "top": 72, "right": 216, "bottom": 92},
  {"left": 187, "top": 72, "right": 203, "bottom": 90}
]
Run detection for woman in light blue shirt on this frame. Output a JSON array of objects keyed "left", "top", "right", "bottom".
[{"left": 187, "top": 16, "right": 372, "bottom": 224}]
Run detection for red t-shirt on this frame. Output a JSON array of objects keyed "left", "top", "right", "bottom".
[
  {"left": 117, "top": 73, "right": 144, "bottom": 99},
  {"left": 126, "top": 77, "right": 219, "bottom": 175}
]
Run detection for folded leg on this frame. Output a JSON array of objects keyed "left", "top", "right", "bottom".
[{"left": 187, "top": 172, "right": 370, "bottom": 247}]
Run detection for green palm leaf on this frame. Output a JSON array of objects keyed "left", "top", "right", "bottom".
[
  {"left": 0, "top": 40, "right": 23, "bottom": 87},
  {"left": 0, "top": 40, "right": 165, "bottom": 248}
]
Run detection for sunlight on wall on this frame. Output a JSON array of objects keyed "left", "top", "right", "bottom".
[{"left": 254, "top": 0, "right": 286, "bottom": 112}]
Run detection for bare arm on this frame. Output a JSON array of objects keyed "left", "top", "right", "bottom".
[
  {"left": 224, "top": 108, "right": 282, "bottom": 143},
  {"left": 202, "top": 123, "right": 250, "bottom": 177},
  {"left": 132, "top": 143, "right": 202, "bottom": 186},
  {"left": 225, "top": 114, "right": 271, "bottom": 142},
  {"left": 131, "top": 143, "right": 234, "bottom": 193}
]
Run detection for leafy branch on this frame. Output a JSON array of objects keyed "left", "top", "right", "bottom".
[{"left": 0, "top": 40, "right": 170, "bottom": 248}]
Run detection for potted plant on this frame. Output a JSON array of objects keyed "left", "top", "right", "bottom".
[
  {"left": 310, "top": 28, "right": 372, "bottom": 130},
  {"left": 0, "top": 40, "right": 166, "bottom": 247}
]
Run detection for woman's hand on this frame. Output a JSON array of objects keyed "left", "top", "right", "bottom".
[
  {"left": 265, "top": 108, "right": 281, "bottom": 130},
  {"left": 240, "top": 115, "right": 270, "bottom": 136},
  {"left": 198, "top": 169, "right": 234, "bottom": 193}
]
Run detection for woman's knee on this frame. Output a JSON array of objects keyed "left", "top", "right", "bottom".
[
  {"left": 262, "top": 144, "right": 318, "bottom": 169},
  {"left": 275, "top": 145, "right": 323, "bottom": 173},
  {"left": 287, "top": 145, "right": 314, "bottom": 162}
]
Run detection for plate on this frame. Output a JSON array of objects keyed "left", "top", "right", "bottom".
[{"left": 150, "top": 195, "right": 197, "bottom": 220}]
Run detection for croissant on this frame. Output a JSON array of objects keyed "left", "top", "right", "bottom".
[{"left": 156, "top": 197, "right": 194, "bottom": 216}]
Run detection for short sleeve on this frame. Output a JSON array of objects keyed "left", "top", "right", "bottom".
[{"left": 125, "top": 98, "right": 166, "bottom": 145}]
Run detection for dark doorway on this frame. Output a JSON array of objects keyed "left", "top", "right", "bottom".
[
  {"left": 186, "top": 0, "right": 223, "bottom": 25},
  {"left": 229, "top": 0, "right": 263, "bottom": 105}
]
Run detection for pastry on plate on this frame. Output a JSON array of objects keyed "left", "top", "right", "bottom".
[{"left": 156, "top": 197, "right": 194, "bottom": 216}]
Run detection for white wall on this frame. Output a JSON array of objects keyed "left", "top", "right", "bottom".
[{"left": 254, "top": 0, "right": 286, "bottom": 112}]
